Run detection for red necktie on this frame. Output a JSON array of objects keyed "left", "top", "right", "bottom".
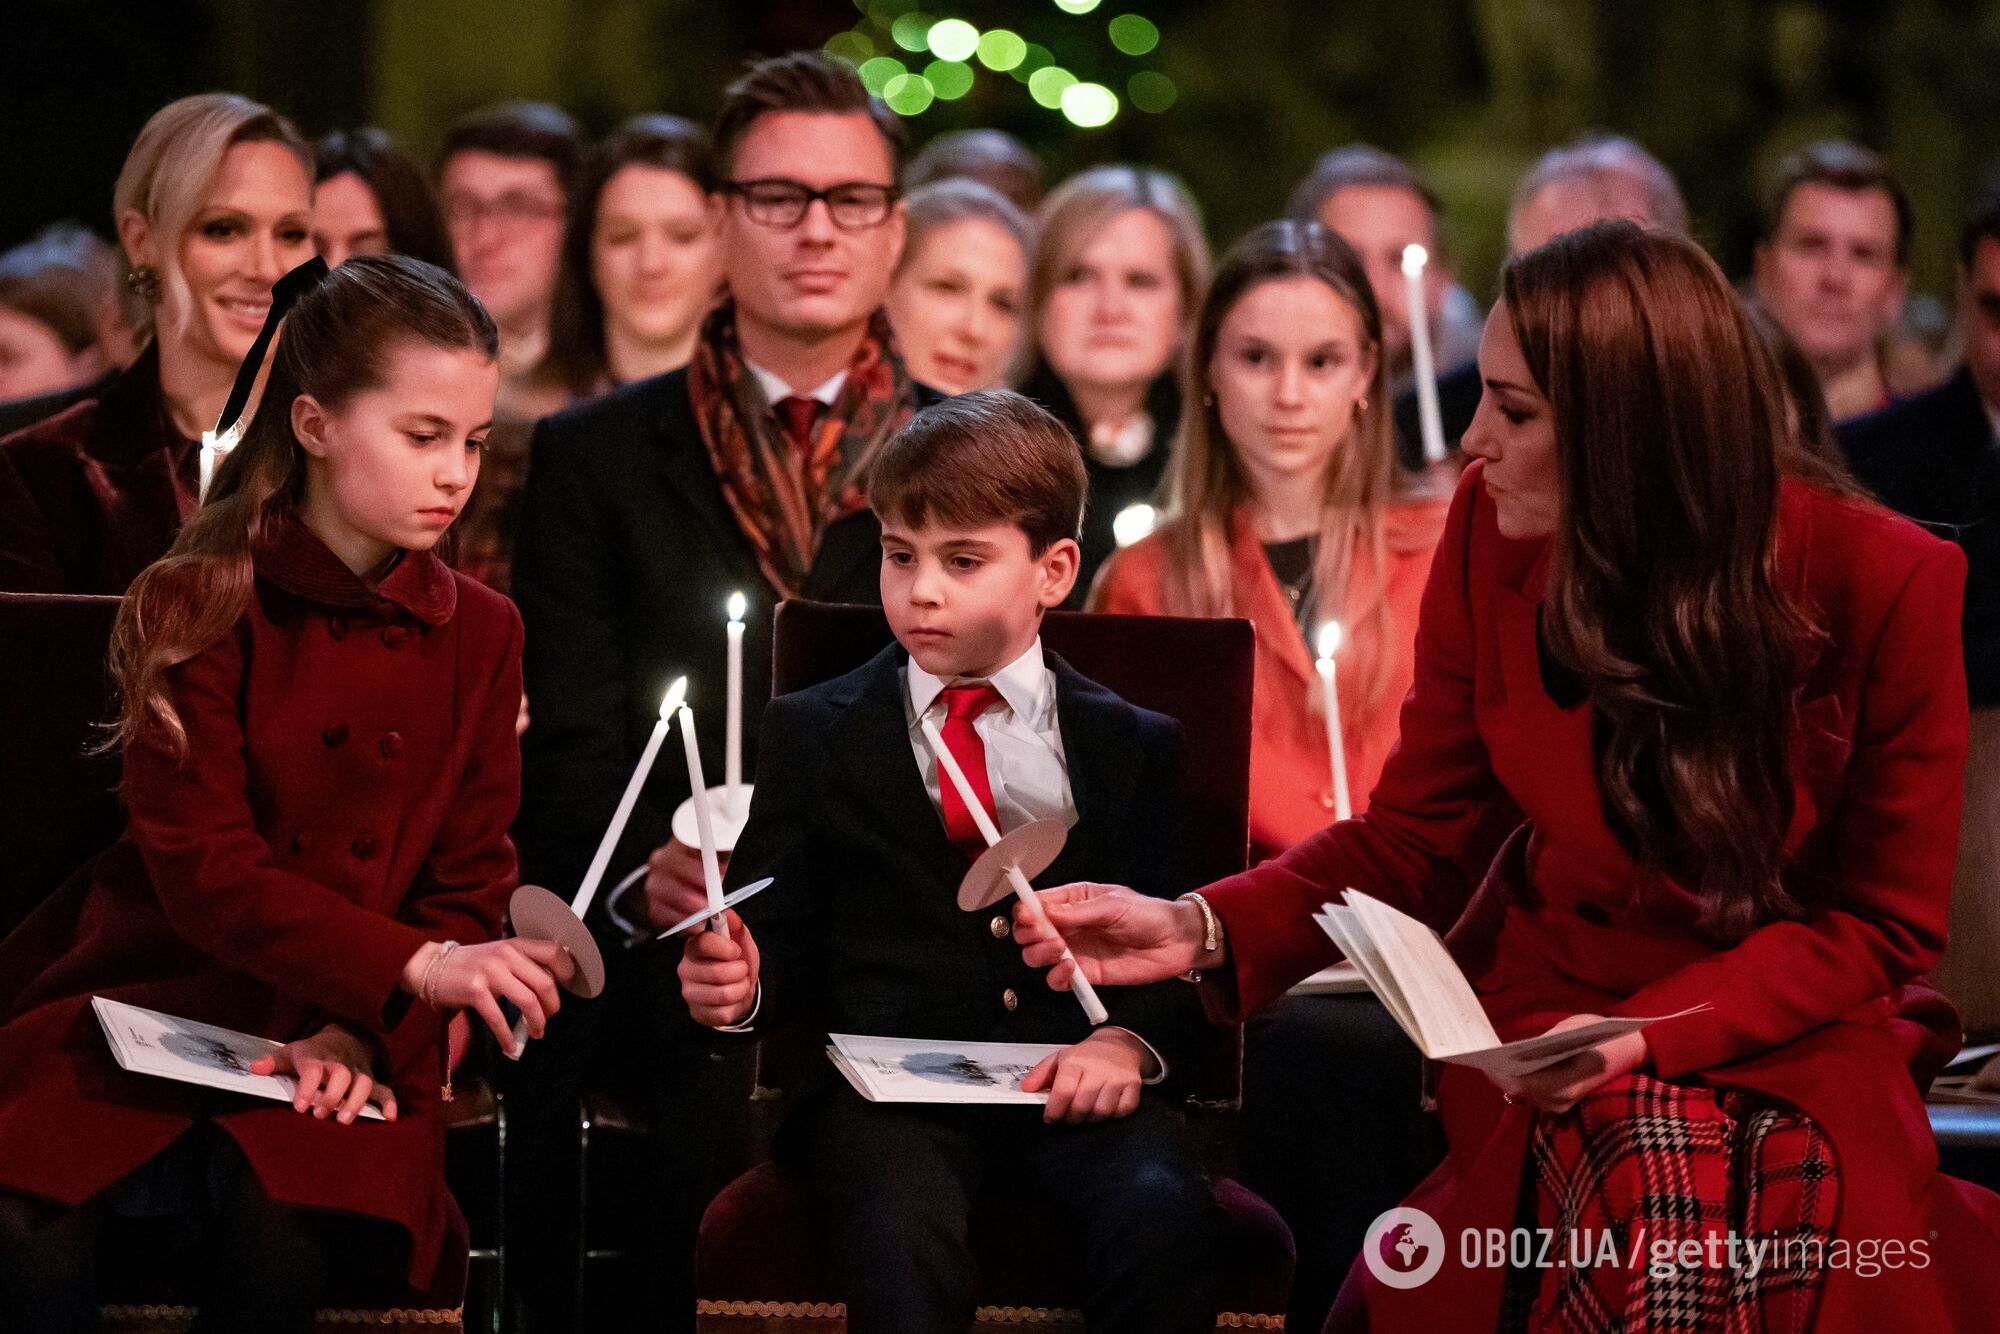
[
  {"left": 937, "top": 683, "right": 1003, "bottom": 857},
  {"left": 776, "top": 395, "right": 821, "bottom": 453}
]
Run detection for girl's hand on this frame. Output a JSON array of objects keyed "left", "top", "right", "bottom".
[
  {"left": 249, "top": 1024, "right": 396, "bottom": 1124},
  {"left": 401, "top": 938, "right": 577, "bottom": 1057},
  {"left": 1488, "top": 1015, "right": 1651, "bottom": 1115},
  {"left": 1020, "top": 1029, "right": 1149, "bottom": 1124},
  {"left": 1014, "top": 884, "right": 1210, "bottom": 989},
  {"left": 678, "top": 911, "right": 759, "bottom": 1027}
]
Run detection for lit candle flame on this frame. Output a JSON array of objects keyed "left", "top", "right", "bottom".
[
  {"left": 1401, "top": 243, "right": 1428, "bottom": 277},
  {"left": 660, "top": 676, "right": 688, "bottom": 719},
  {"left": 1317, "top": 621, "right": 1343, "bottom": 662},
  {"left": 727, "top": 591, "right": 747, "bottom": 623},
  {"left": 1113, "top": 503, "right": 1158, "bottom": 548}
]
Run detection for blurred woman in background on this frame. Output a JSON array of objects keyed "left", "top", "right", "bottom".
[
  {"left": 885, "top": 178, "right": 1031, "bottom": 396},
  {"left": 312, "top": 127, "right": 453, "bottom": 271}
]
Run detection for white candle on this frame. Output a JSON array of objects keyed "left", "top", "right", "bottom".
[
  {"left": 725, "top": 592, "right": 746, "bottom": 812},
  {"left": 1401, "top": 244, "right": 1448, "bottom": 466},
  {"left": 1316, "top": 622, "right": 1353, "bottom": 821},
  {"left": 569, "top": 677, "right": 686, "bottom": 919},
  {"left": 678, "top": 704, "right": 729, "bottom": 936},
  {"left": 920, "top": 717, "right": 1109, "bottom": 1026}
]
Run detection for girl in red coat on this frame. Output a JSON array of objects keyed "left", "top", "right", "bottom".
[
  {"left": 1017, "top": 222, "right": 2000, "bottom": 1331},
  {"left": 0, "top": 254, "right": 574, "bottom": 1331}
]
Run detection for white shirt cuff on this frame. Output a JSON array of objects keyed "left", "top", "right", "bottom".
[
  {"left": 1104, "top": 1025, "right": 1169, "bottom": 1085},
  {"left": 712, "top": 982, "right": 762, "bottom": 1033}
]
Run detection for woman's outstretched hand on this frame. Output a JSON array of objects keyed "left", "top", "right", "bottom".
[{"left": 1013, "top": 883, "right": 1212, "bottom": 990}]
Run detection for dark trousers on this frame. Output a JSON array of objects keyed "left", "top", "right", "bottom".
[
  {"left": 0, "top": 1125, "right": 347, "bottom": 1334},
  {"left": 789, "top": 1084, "right": 1219, "bottom": 1334},
  {"left": 502, "top": 945, "right": 754, "bottom": 1334},
  {"left": 1239, "top": 994, "right": 1443, "bottom": 1334}
]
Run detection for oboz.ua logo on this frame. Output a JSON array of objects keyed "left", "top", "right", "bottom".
[{"left": 1361, "top": 1207, "right": 1446, "bottom": 1289}]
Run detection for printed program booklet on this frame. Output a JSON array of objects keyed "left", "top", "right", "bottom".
[
  {"left": 1313, "top": 890, "right": 1705, "bottom": 1080},
  {"left": 92, "top": 996, "right": 387, "bottom": 1121},
  {"left": 826, "top": 1032, "right": 1066, "bottom": 1105}
]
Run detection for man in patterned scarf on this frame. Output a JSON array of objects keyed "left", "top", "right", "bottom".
[{"left": 507, "top": 51, "right": 939, "bottom": 1332}]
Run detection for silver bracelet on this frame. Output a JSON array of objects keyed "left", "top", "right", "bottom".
[
  {"left": 421, "top": 940, "right": 461, "bottom": 1009},
  {"left": 1178, "top": 892, "right": 1219, "bottom": 982}
]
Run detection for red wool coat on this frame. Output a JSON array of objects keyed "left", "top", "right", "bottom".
[
  {"left": 1200, "top": 463, "right": 2000, "bottom": 1331},
  {"left": 0, "top": 517, "right": 523, "bottom": 1287}
]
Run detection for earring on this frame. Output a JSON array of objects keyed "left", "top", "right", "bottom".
[
  {"left": 1356, "top": 397, "right": 1369, "bottom": 413},
  {"left": 125, "top": 265, "right": 161, "bottom": 304},
  {"left": 1203, "top": 391, "right": 1216, "bottom": 407}
]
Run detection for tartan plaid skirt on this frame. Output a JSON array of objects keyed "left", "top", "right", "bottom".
[{"left": 1500, "top": 1072, "right": 1840, "bottom": 1334}]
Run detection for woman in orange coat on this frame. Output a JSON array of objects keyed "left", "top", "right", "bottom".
[
  {"left": 1026, "top": 222, "right": 2000, "bottom": 1332},
  {"left": 1090, "top": 219, "right": 1459, "bottom": 1329},
  {"left": 0, "top": 257, "right": 574, "bottom": 1331},
  {"left": 1091, "top": 219, "right": 1449, "bottom": 860}
]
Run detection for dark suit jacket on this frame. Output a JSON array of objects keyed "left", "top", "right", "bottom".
[
  {"left": 1837, "top": 366, "right": 2000, "bottom": 705},
  {"left": 510, "top": 366, "right": 940, "bottom": 925},
  {"left": 0, "top": 370, "right": 113, "bottom": 441},
  {"left": 1391, "top": 359, "right": 1482, "bottom": 472},
  {"left": 722, "top": 642, "right": 1204, "bottom": 1089}
]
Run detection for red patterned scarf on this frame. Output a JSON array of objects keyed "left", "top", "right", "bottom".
[{"left": 687, "top": 303, "right": 917, "bottom": 598}]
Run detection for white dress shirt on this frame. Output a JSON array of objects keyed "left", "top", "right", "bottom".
[
  {"left": 745, "top": 357, "right": 847, "bottom": 410},
  {"left": 904, "top": 638, "right": 1075, "bottom": 834}
]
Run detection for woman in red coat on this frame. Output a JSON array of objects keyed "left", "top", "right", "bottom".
[
  {"left": 0, "top": 255, "right": 573, "bottom": 1331},
  {"left": 1018, "top": 222, "right": 2000, "bottom": 1331}
]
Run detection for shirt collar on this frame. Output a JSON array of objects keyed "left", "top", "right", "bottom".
[
  {"left": 906, "top": 636, "right": 1052, "bottom": 725},
  {"left": 744, "top": 355, "right": 847, "bottom": 408}
]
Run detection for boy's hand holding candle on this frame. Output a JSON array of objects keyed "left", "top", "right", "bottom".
[{"left": 679, "top": 912, "right": 761, "bottom": 1028}]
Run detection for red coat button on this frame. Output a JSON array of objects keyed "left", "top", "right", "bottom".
[
  {"left": 382, "top": 626, "right": 410, "bottom": 649},
  {"left": 379, "top": 732, "right": 403, "bottom": 758},
  {"left": 291, "top": 831, "right": 314, "bottom": 854},
  {"left": 322, "top": 723, "right": 349, "bottom": 748},
  {"left": 351, "top": 834, "right": 377, "bottom": 860}
]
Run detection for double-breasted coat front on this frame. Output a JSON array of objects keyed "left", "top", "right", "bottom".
[
  {"left": 0, "top": 516, "right": 523, "bottom": 1287},
  {"left": 1200, "top": 463, "right": 2000, "bottom": 1331}
]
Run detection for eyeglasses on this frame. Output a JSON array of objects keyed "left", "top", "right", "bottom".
[
  {"left": 444, "top": 193, "right": 565, "bottom": 228},
  {"left": 723, "top": 179, "right": 899, "bottom": 230}
]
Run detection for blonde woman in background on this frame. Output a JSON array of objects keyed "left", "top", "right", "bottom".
[
  {"left": 0, "top": 92, "right": 314, "bottom": 593},
  {"left": 1022, "top": 165, "right": 1210, "bottom": 593},
  {"left": 885, "top": 178, "right": 1031, "bottom": 396}
]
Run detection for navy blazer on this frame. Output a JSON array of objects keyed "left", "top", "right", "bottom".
[
  {"left": 719, "top": 642, "right": 1205, "bottom": 1086},
  {"left": 1838, "top": 366, "right": 2000, "bottom": 705}
]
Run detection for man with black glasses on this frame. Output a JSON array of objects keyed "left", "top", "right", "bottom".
[{"left": 505, "top": 52, "right": 938, "bottom": 1332}]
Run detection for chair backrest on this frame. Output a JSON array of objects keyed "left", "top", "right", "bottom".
[
  {"left": 772, "top": 600, "right": 1255, "bottom": 888},
  {"left": 0, "top": 592, "right": 124, "bottom": 938}
]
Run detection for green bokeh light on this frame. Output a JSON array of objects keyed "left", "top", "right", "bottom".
[
  {"left": 889, "top": 12, "right": 934, "bottom": 52},
  {"left": 1108, "top": 14, "right": 1160, "bottom": 56},
  {"left": 1028, "top": 65, "right": 1078, "bottom": 109},
  {"left": 1011, "top": 42, "right": 1055, "bottom": 83},
  {"left": 924, "top": 59, "right": 975, "bottom": 100},
  {"left": 1128, "top": 70, "right": 1177, "bottom": 113},
  {"left": 883, "top": 72, "right": 937, "bottom": 115},
  {"left": 1060, "top": 81, "right": 1119, "bottom": 127},
  {"left": 857, "top": 55, "right": 908, "bottom": 96},
  {"left": 976, "top": 28, "right": 1027, "bottom": 71},
  {"left": 824, "top": 31, "right": 875, "bottom": 65},
  {"left": 1054, "top": 0, "right": 1103, "bottom": 14},
  {"left": 926, "top": 18, "right": 979, "bottom": 62}
]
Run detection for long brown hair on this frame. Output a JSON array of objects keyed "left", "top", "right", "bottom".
[
  {"left": 1507, "top": 220, "right": 1842, "bottom": 940},
  {"left": 108, "top": 255, "right": 498, "bottom": 758},
  {"left": 1111, "top": 218, "right": 1415, "bottom": 712}
]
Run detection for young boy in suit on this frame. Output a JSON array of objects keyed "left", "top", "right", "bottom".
[{"left": 677, "top": 388, "right": 1219, "bottom": 1333}]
